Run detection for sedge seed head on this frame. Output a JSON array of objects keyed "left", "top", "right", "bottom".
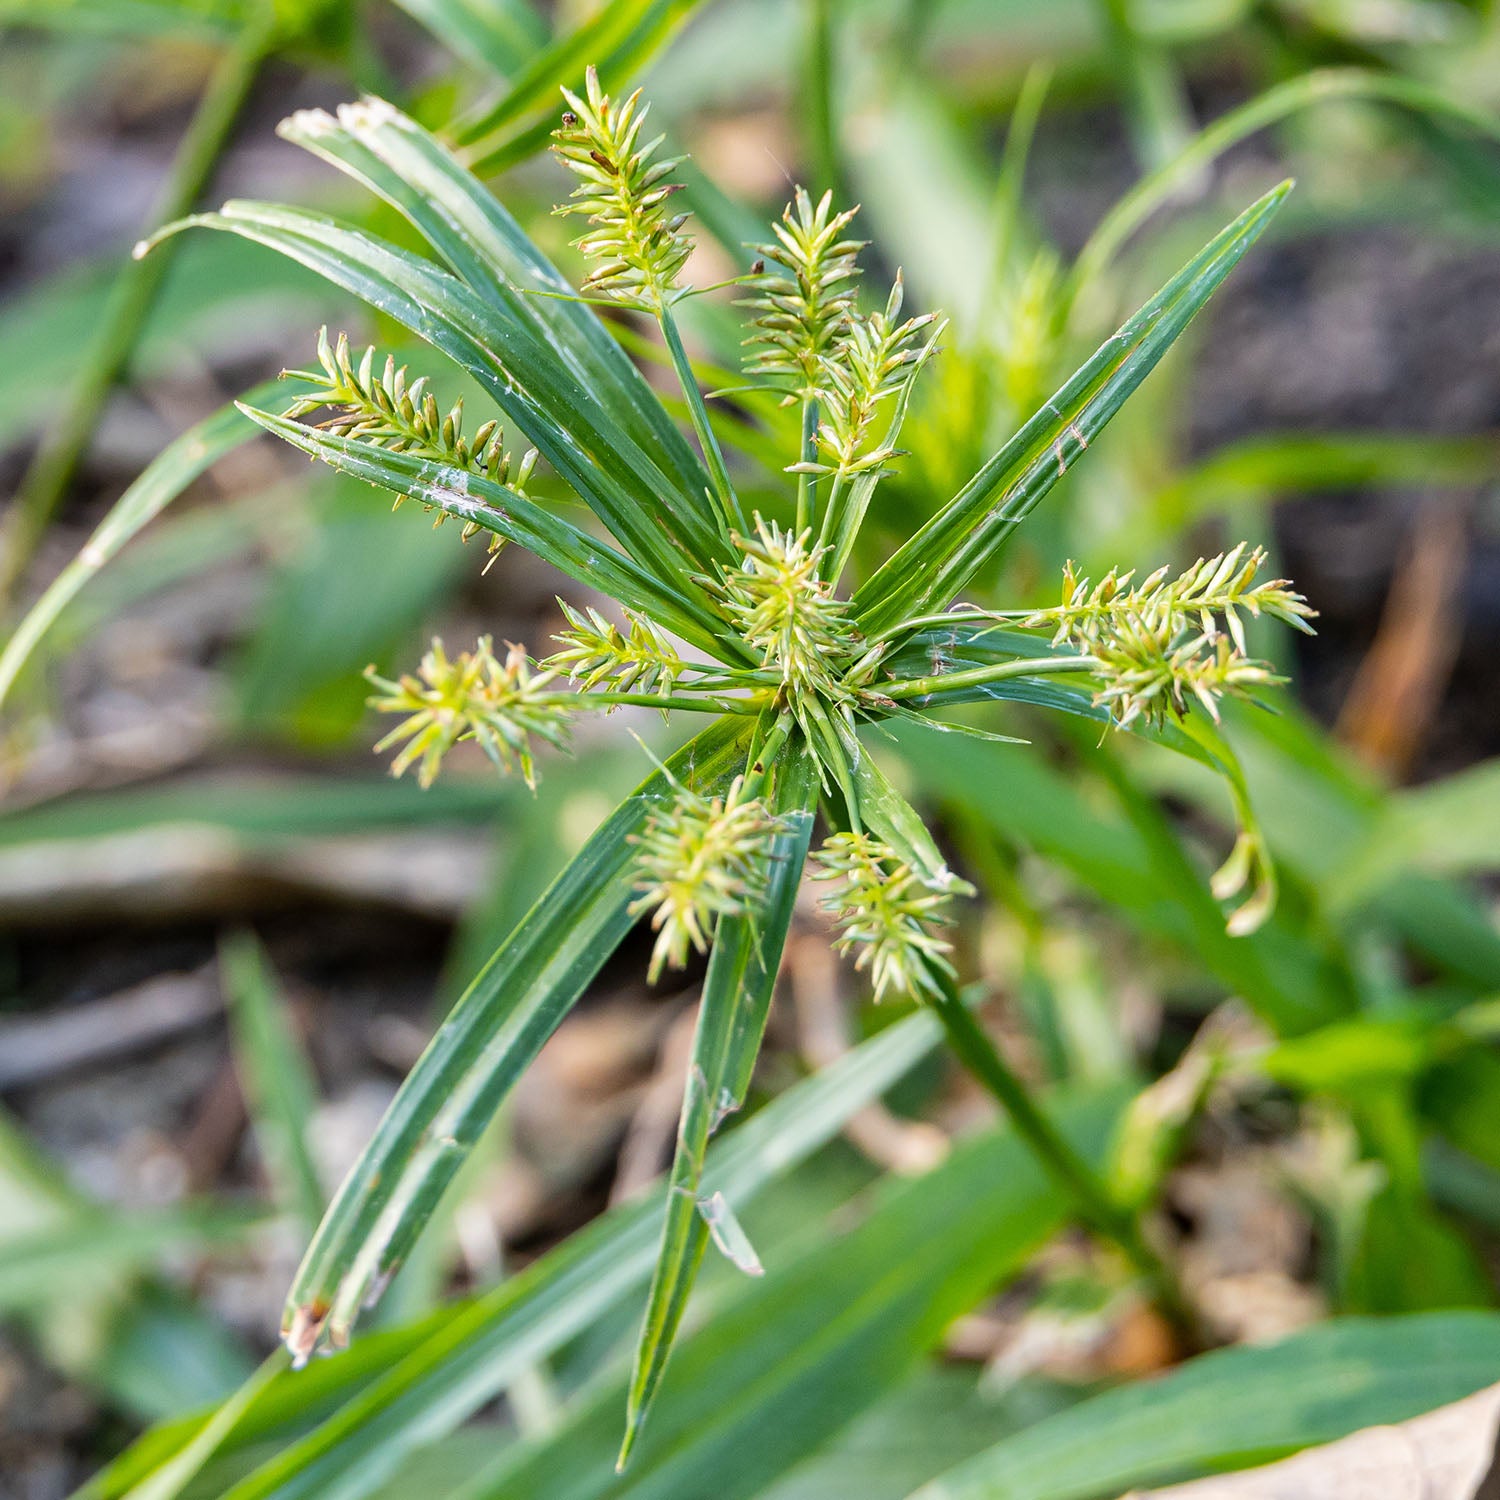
[
  {"left": 544, "top": 602, "right": 686, "bottom": 699},
  {"left": 365, "top": 636, "right": 571, "bottom": 788},
  {"left": 714, "top": 516, "right": 858, "bottom": 699},
  {"left": 1031, "top": 544, "right": 1316, "bottom": 729},
  {"left": 282, "top": 329, "right": 536, "bottom": 566},
  {"left": 741, "top": 187, "right": 865, "bottom": 399},
  {"left": 550, "top": 66, "right": 692, "bottom": 311},
  {"left": 811, "top": 832, "right": 954, "bottom": 1002},
  {"left": 793, "top": 275, "right": 943, "bottom": 480},
  {"left": 630, "top": 776, "right": 783, "bottom": 981}
]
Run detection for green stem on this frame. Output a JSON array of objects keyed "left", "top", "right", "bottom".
[
  {"left": 658, "top": 306, "right": 743, "bottom": 535},
  {"left": 561, "top": 690, "right": 765, "bottom": 716},
  {"left": 927, "top": 977, "right": 1196, "bottom": 1342},
  {"left": 795, "top": 397, "right": 819, "bottom": 535},
  {"left": 744, "top": 709, "right": 795, "bottom": 784},
  {"left": 883, "top": 654, "right": 1092, "bottom": 702},
  {"left": 802, "top": 0, "right": 839, "bottom": 196},
  {"left": 0, "top": 13, "right": 275, "bottom": 602},
  {"left": 812, "top": 471, "right": 848, "bottom": 558}
]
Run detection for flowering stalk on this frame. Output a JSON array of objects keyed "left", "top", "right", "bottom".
[
  {"left": 284, "top": 329, "right": 537, "bottom": 565},
  {"left": 1027, "top": 545, "right": 1316, "bottom": 729},
  {"left": 551, "top": 65, "right": 740, "bottom": 530}
]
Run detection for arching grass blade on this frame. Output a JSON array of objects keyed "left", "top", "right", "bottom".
[
  {"left": 281, "top": 717, "right": 752, "bottom": 1365},
  {"left": 852, "top": 182, "right": 1292, "bottom": 639},
  {"left": 619, "top": 740, "right": 818, "bottom": 1468},
  {"left": 275, "top": 101, "right": 725, "bottom": 560}
]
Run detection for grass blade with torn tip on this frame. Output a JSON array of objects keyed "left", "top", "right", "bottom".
[
  {"left": 146, "top": 203, "right": 733, "bottom": 609},
  {"left": 620, "top": 740, "right": 818, "bottom": 1469},
  {"left": 175, "top": 1008, "right": 945, "bottom": 1500},
  {"left": 851, "top": 182, "right": 1292, "bottom": 639},
  {"left": 220, "top": 932, "right": 324, "bottom": 1231},
  {"left": 239, "top": 406, "right": 726, "bottom": 656},
  {"left": 275, "top": 100, "right": 722, "bottom": 545},
  {"left": 281, "top": 717, "right": 752, "bottom": 1365},
  {"left": 0, "top": 379, "right": 312, "bottom": 711},
  {"left": 910, "top": 1312, "right": 1500, "bottom": 1500}
]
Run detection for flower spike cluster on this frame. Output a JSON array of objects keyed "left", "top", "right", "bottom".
[
  {"left": 630, "top": 775, "right": 784, "bottom": 981},
  {"left": 711, "top": 517, "right": 860, "bottom": 702},
  {"left": 546, "top": 602, "right": 686, "bottom": 698},
  {"left": 365, "top": 637, "right": 571, "bottom": 789},
  {"left": 284, "top": 328, "right": 533, "bottom": 488},
  {"left": 741, "top": 187, "right": 865, "bottom": 399},
  {"left": 1031, "top": 545, "right": 1316, "bottom": 729},
  {"left": 793, "top": 276, "right": 944, "bottom": 479},
  {"left": 164, "top": 74, "right": 1318, "bottom": 1446},
  {"left": 254, "top": 82, "right": 1309, "bottom": 1002},
  {"left": 283, "top": 329, "right": 537, "bottom": 565},
  {"left": 550, "top": 65, "right": 692, "bottom": 311},
  {"left": 812, "top": 832, "right": 955, "bottom": 1002}
]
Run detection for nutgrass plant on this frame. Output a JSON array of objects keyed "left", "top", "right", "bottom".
[
  {"left": 8, "top": 11, "right": 1500, "bottom": 1500},
  {"left": 122, "top": 70, "right": 1315, "bottom": 1462}
]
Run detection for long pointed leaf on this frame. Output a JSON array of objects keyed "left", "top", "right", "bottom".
[
  {"left": 283, "top": 716, "right": 752, "bottom": 1362},
  {"left": 621, "top": 739, "right": 819, "bottom": 1466},
  {"left": 220, "top": 932, "right": 325, "bottom": 1231},
  {"left": 911, "top": 1312, "right": 1500, "bottom": 1500},
  {"left": 848, "top": 744, "right": 965, "bottom": 895},
  {"left": 389, "top": 0, "right": 547, "bottom": 77},
  {"left": 0, "top": 379, "right": 309, "bottom": 710},
  {"left": 150, "top": 203, "right": 733, "bottom": 612},
  {"left": 454, "top": 0, "right": 708, "bottom": 172},
  {"left": 102, "top": 1008, "right": 946, "bottom": 1500},
  {"left": 239, "top": 406, "right": 725, "bottom": 655},
  {"left": 465, "top": 1088, "right": 1128, "bottom": 1500},
  {"left": 852, "top": 182, "right": 1291, "bottom": 638},
  {"left": 274, "top": 101, "right": 724, "bottom": 557}
]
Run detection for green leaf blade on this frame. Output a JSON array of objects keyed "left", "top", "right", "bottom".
[
  {"left": 150, "top": 202, "right": 729, "bottom": 608},
  {"left": 852, "top": 181, "right": 1293, "bottom": 638},
  {"left": 388, "top": 0, "right": 547, "bottom": 78},
  {"left": 0, "top": 380, "right": 308, "bottom": 710},
  {"left": 237, "top": 406, "right": 727, "bottom": 656},
  {"left": 912, "top": 1312, "right": 1500, "bottom": 1500},
  {"left": 620, "top": 738, "right": 819, "bottom": 1468},
  {"left": 469, "top": 1087, "right": 1128, "bottom": 1500},
  {"left": 453, "top": 0, "right": 709, "bottom": 174},
  {"left": 274, "top": 100, "right": 725, "bottom": 555},
  {"left": 283, "top": 716, "right": 752, "bottom": 1364},
  {"left": 132, "top": 1009, "right": 946, "bottom": 1500},
  {"left": 220, "top": 931, "right": 325, "bottom": 1231}
]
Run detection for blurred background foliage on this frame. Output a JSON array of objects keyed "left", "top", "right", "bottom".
[{"left": 3, "top": 0, "right": 1500, "bottom": 1496}]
